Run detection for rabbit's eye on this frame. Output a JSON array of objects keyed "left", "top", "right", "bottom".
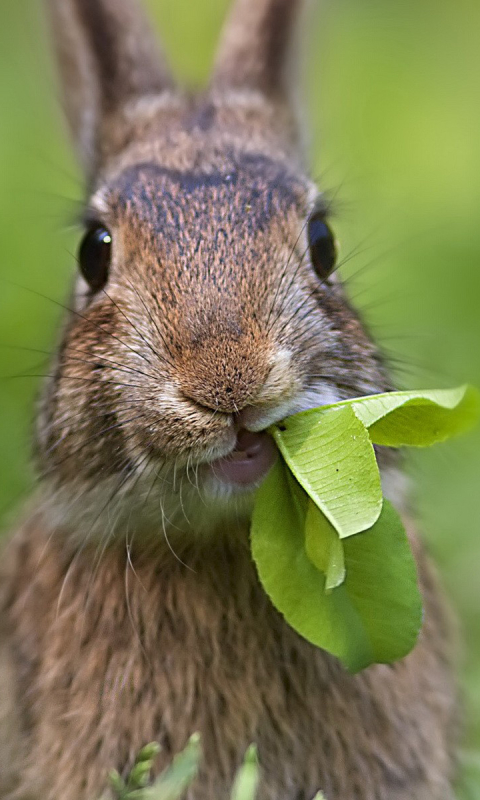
[
  {"left": 307, "top": 213, "right": 337, "bottom": 280},
  {"left": 78, "top": 226, "right": 112, "bottom": 291}
]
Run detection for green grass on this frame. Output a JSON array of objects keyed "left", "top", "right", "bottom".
[
  {"left": 0, "top": 0, "right": 479, "bottom": 795},
  {"left": 104, "top": 739, "right": 325, "bottom": 800}
]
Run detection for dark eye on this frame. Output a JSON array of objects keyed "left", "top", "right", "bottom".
[
  {"left": 307, "top": 213, "right": 337, "bottom": 280},
  {"left": 78, "top": 225, "right": 112, "bottom": 291}
]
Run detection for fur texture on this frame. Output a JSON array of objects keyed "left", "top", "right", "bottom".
[
  {"left": 0, "top": 0, "right": 459, "bottom": 798},
  {"left": 1, "top": 517, "right": 457, "bottom": 800}
]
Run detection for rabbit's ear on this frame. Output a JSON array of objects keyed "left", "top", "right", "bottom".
[
  {"left": 46, "top": 0, "right": 175, "bottom": 179},
  {"left": 211, "top": 0, "right": 307, "bottom": 144}
]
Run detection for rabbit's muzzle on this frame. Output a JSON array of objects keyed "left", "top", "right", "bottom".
[{"left": 177, "top": 325, "right": 273, "bottom": 414}]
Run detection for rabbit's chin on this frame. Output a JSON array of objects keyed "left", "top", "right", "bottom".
[
  {"left": 37, "top": 434, "right": 278, "bottom": 547},
  {"left": 38, "top": 470, "right": 261, "bottom": 548},
  {"left": 38, "top": 444, "right": 407, "bottom": 548}
]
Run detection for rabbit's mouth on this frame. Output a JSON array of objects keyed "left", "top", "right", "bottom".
[
  {"left": 206, "top": 429, "right": 278, "bottom": 488},
  {"left": 198, "top": 384, "right": 344, "bottom": 491}
]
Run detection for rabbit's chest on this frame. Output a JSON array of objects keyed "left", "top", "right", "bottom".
[{"left": 2, "top": 519, "right": 454, "bottom": 800}]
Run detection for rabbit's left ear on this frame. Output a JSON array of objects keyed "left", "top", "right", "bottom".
[
  {"left": 211, "top": 0, "right": 308, "bottom": 148},
  {"left": 46, "top": 0, "right": 175, "bottom": 182}
]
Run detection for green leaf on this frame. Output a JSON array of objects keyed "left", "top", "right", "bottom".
[
  {"left": 342, "top": 500, "right": 423, "bottom": 665},
  {"left": 304, "top": 500, "right": 345, "bottom": 592},
  {"left": 230, "top": 745, "right": 260, "bottom": 800},
  {"left": 107, "top": 739, "right": 259, "bottom": 800},
  {"left": 250, "top": 384, "right": 477, "bottom": 671},
  {"left": 137, "top": 744, "right": 162, "bottom": 763},
  {"left": 271, "top": 405, "right": 383, "bottom": 538},
  {"left": 128, "top": 763, "right": 152, "bottom": 790},
  {"left": 110, "top": 743, "right": 162, "bottom": 799},
  {"left": 141, "top": 734, "right": 201, "bottom": 800},
  {"left": 251, "top": 463, "right": 422, "bottom": 672},
  {"left": 346, "top": 385, "right": 479, "bottom": 447},
  {"left": 251, "top": 461, "right": 371, "bottom": 671},
  {"left": 109, "top": 770, "right": 127, "bottom": 795}
]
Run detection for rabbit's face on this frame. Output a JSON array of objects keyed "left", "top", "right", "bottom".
[
  {"left": 38, "top": 0, "right": 391, "bottom": 539},
  {"left": 36, "top": 109, "right": 388, "bottom": 538}
]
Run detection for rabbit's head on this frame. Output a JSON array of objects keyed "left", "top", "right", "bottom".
[{"left": 38, "top": 0, "right": 389, "bottom": 538}]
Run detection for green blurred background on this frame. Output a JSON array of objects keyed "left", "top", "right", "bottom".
[{"left": 0, "top": 0, "right": 479, "bottom": 794}]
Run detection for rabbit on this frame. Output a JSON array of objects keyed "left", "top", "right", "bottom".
[{"left": 0, "top": 0, "right": 459, "bottom": 798}]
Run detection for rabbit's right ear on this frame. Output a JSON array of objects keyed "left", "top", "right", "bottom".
[
  {"left": 211, "top": 0, "right": 308, "bottom": 150},
  {"left": 45, "top": 0, "right": 174, "bottom": 182}
]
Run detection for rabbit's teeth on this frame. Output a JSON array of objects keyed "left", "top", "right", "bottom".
[{"left": 208, "top": 429, "right": 278, "bottom": 487}]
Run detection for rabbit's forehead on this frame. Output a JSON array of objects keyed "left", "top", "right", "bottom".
[{"left": 104, "top": 153, "right": 310, "bottom": 239}]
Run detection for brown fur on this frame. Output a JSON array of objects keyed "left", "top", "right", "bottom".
[
  {"left": 1, "top": 517, "right": 457, "bottom": 800},
  {"left": 0, "top": 0, "right": 459, "bottom": 798}
]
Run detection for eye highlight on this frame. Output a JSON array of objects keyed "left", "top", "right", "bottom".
[
  {"left": 307, "top": 212, "right": 337, "bottom": 281},
  {"left": 78, "top": 225, "right": 112, "bottom": 291}
]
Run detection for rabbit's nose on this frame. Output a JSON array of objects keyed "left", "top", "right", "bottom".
[
  {"left": 180, "top": 372, "right": 262, "bottom": 415},
  {"left": 177, "top": 332, "right": 271, "bottom": 414}
]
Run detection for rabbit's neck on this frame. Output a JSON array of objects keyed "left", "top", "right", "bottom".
[{"left": 37, "top": 448, "right": 406, "bottom": 548}]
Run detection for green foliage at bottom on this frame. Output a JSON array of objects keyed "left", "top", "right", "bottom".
[{"left": 105, "top": 738, "right": 326, "bottom": 800}]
